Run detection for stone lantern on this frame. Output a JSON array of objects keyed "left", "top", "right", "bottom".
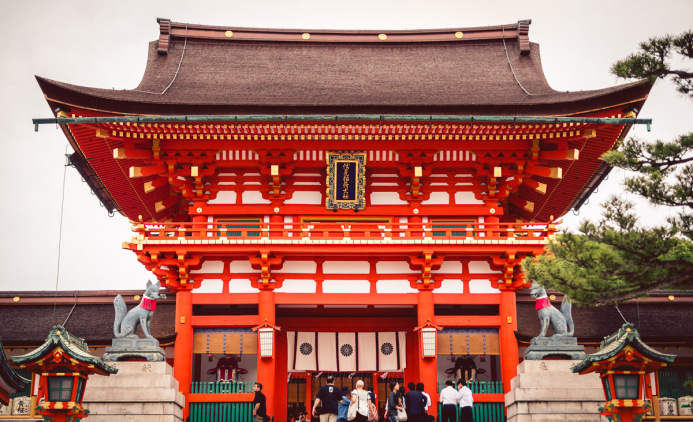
[
  {"left": 11, "top": 326, "right": 117, "bottom": 422},
  {"left": 572, "top": 322, "right": 675, "bottom": 422}
]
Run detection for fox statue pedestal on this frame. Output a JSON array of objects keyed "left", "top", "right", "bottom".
[
  {"left": 505, "top": 360, "right": 606, "bottom": 422},
  {"left": 83, "top": 361, "right": 184, "bottom": 422},
  {"left": 103, "top": 337, "right": 166, "bottom": 362}
]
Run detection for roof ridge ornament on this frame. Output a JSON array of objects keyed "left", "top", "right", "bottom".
[
  {"left": 157, "top": 17, "right": 171, "bottom": 55},
  {"left": 517, "top": 19, "right": 531, "bottom": 55}
]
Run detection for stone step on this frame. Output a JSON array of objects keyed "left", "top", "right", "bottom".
[
  {"left": 510, "top": 372, "right": 601, "bottom": 390},
  {"left": 86, "top": 402, "right": 184, "bottom": 418},
  {"left": 87, "top": 374, "right": 179, "bottom": 390},
  {"left": 84, "top": 387, "right": 185, "bottom": 403}
]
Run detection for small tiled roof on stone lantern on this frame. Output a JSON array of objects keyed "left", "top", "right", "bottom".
[
  {"left": 11, "top": 326, "right": 117, "bottom": 376},
  {"left": 572, "top": 322, "right": 675, "bottom": 374},
  {"left": 0, "top": 337, "right": 30, "bottom": 405}
]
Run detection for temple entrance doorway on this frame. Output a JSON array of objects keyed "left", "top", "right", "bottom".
[{"left": 286, "top": 372, "right": 404, "bottom": 422}]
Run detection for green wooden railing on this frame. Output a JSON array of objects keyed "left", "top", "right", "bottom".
[
  {"left": 189, "top": 381, "right": 255, "bottom": 422},
  {"left": 191, "top": 381, "right": 255, "bottom": 394},
  {"left": 437, "top": 381, "right": 506, "bottom": 422},
  {"left": 190, "top": 401, "right": 254, "bottom": 422},
  {"left": 659, "top": 367, "right": 693, "bottom": 400}
]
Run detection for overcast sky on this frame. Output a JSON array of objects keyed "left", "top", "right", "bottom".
[{"left": 1, "top": 0, "right": 691, "bottom": 291}]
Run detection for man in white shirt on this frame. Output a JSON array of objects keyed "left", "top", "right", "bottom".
[
  {"left": 438, "top": 380, "right": 458, "bottom": 422},
  {"left": 456, "top": 379, "right": 474, "bottom": 422}
]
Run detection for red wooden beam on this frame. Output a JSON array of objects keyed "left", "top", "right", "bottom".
[
  {"left": 434, "top": 315, "right": 501, "bottom": 327},
  {"left": 187, "top": 393, "right": 254, "bottom": 403},
  {"left": 191, "top": 315, "right": 259, "bottom": 327},
  {"left": 432, "top": 293, "right": 501, "bottom": 305}
]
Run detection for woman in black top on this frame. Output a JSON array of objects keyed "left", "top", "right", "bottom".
[{"left": 386, "top": 381, "right": 402, "bottom": 422}]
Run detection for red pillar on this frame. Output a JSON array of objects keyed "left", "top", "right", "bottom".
[
  {"left": 257, "top": 288, "right": 276, "bottom": 418},
  {"left": 174, "top": 288, "right": 193, "bottom": 420},
  {"left": 499, "top": 289, "right": 519, "bottom": 394},
  {"left": 275, "top": 328, "right": 288, "bottom": 422},
  {"left": 417, "top": 289, "right": 438, "bottom": 419}
]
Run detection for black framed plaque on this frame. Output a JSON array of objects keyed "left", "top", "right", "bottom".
[{"left": 325, "top": 152, "right": 366, "bottom": 210}]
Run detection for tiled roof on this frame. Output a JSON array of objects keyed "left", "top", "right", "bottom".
[
  {"left": 36, "top": 19, "right": 651, "bottom": 116},
  {"left": 571, "top": 323, "right": 676, "bottom": 373},
  {"left": 0, "top": 338, "right": 30, "bottom": 401},
  {"left": 10, "top": 326, "right": 117, "bottom": 375}
]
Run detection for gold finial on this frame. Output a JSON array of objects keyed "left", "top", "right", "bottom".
[
  {"left": 378, "top": 34, "right": 388, "bottom": 41},
  {"left": 455, "top": 32, "right": 464, "bottom": 39},
  {"left": 302, "top": 33, "right": 311, "bottom": 40},
  {"left": 224, "top": 31, "right": 234, "bottom": 38}
]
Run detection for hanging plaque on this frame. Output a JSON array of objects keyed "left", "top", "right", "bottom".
[{"left": 326, "top": 152, "right": 366, "bottom": 210}]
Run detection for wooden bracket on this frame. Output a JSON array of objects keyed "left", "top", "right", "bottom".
[
  {"left": 408, "top": 251, "right": 445, "bottom": 284},
  {"left": 248, "top": 251, "right": 285, "bottom": 286}
]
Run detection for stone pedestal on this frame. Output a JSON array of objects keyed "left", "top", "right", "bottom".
[
  {"left": 505, "top": 360, "right": 606, "bottom": 422},
  {"left": 524, "top": 336, "right": 586, "bottom": 361},
  {"left": 103, "top": 337, "right": 166, "bottom": 362},
  {"left": 83, "top": 361, "right": 185, "bottom": 422}
]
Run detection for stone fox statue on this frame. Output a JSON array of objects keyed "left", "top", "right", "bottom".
[
  {"left": 113, "top": 280, "right": 166, "bottom": 338},
  {"left": 529, "top": 280, "right": 574, "bottom": 337}
]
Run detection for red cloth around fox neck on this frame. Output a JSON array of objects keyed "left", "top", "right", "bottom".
[
  {"left": 140, "top": 295, "right": 157, "bottom": 311},
  {"left": 535, "top": 296, "right": 551, "bottom": 310}
]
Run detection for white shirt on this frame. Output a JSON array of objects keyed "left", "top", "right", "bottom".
[
  {"left": 439, "top": 386, "right": 458, "bottom": 405},
  {"left": 457, "top": 386, "right": 474, "bottom": 408},
  {"left": 422, "top": 391, "right": 432, "bottom": 411}
]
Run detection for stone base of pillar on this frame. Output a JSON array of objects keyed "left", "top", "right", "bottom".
[
  {"left": 505, "top": 360, "right": 607, "bottom": 422},
  {"left": 83, "top": 361, "right": 185, "bottom": 422}
]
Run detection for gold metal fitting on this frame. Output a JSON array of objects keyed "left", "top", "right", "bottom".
[
  {"left": 134, "top": 295, "right": 141, "bottom": 301},
  {"left": 378, "top": 34, "right": 388, "bottom": 41},
  {"left": 224, "top": 31, "right": 234, "bottom": 38},
  {"left": 13, "top": 296, "right": 20, "bottom": 303},
  {"left": 668, "top": 295, "right": 675, "bottom": 301},
  {"left": 455, "top": 32, "right": 464, "bottom": 39},
  {"left": 549, "top": 295, "right": 556, "bottom": 301},
  {"left": 302, "top": 33, "right": 311, "bottom": 40}
]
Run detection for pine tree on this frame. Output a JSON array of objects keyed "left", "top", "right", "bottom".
[{"left": 524, "top": 30, "right": 693, "bottom": 306}]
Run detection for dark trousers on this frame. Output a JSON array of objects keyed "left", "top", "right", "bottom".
[
  {"left": 407, "top": 415, "right": 422, "bottom": 422},
  {"left": 441, "top": 404, "right": 457, "bottom": 422},
  {"left": 460, "top": 406, "right": 473, "bottom": 422}
]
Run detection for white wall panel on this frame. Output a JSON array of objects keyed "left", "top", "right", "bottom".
[
  {"left": 323, "top": 261, "right": 370, "bottom": 274},
  {"left": 455, "top": 191, "right": 484, "bottom": 204},
  {"left": 228, "top": 279, "right": 257, "bottom": 293},
  {"left": 208, "top": 191, "right": 237, "bottom": 204},
  {"left": 434, "top": 279, "right": 465, "bottom": 294},
  {"left": 376, "top": 280, "right": 418, "bottom": 293},
  {"left": 284, "top": 191, "right": 322, "bottom": 205},
  {"left": 193, "top": 279, "right": 224, "bottom": 293},
  {"left": 468, "top": 260, "right": 496, "bottom": 273},
  {"left": 370, "top": 192, "right": 408, "bottom": 205},
  {"left": 274, "top": 279, "right": 316, "bottom": 293},
  {"left": 468, "top": 279, "right": 499, "bottom": 294},
  {"left": 242, "top": 191, "right": 271, "bottom": 204},
  {"left": 322, "top": 280, "right": 370, "bottom": 293},
  {"left": 421, "top": 192, "right": 449, "bottom": 205},
  {"left": 376, "top": 261, "right": 418, "bottom": 274},
  {"left": 432, "top": 261, "right": 463, "bottom": 274},
  {"left": 274, "top": 261, "right": 318, "bottom": 274},
  {"left": 229, "top": 260, "right": 254, "bottom": 273}
]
